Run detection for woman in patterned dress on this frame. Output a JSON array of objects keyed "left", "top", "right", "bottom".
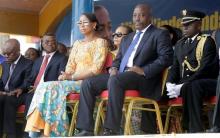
[{"left": 25, "top": 13, "right": 108, "bottom": 137}]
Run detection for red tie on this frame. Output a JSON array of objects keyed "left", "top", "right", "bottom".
[{"left": 34, "top": 55, "right": 50, "bottom": 87}]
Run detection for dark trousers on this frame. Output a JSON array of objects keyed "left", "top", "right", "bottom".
[
  {"left": 213, "top": 76, "right": 220, "bottom": 127},
  {"left": 25, "top": 92, "right": 34, "bottom": 116},
  {"left": 181, "top": 79, "right": 217, "bottom": 132},
  {"left": 76, "top": 72, "right": 157, "bottom": 133},
  {"left": 0, "top": 93, "right": 26, "bottom": 135}
]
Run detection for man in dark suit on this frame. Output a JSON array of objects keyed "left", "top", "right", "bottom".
[
  {"left": 166, "top": 10, "right": 219, "bottom": 132},
  {"left": 0, "top": 39, "right": 33, "bottom": 138},
  {"left": 75, "top": 3, "right": 173, "bottom": 136},
  {"left": 25, "top": 33, "right": 67, "bottom": 115}
]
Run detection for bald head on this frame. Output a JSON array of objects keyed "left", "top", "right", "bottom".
[
  {"left": 135, "top": 4, "right": 152, "bottom": 16},
  {"left": 133, "top": 3, "right": 152, "bottom": 30},
  {"left": 4, "top": 38, "right": 20, "bottom": 48},
  {"left": 2, "top": 39, "right": 20, "bottom": 63}
]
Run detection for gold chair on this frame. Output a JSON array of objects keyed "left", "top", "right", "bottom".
[
  {"left": 164, "top": 96, "right": 217, "bottom": 133},
  {"left": 124, "top": 68, "right": 168, "bottom": 135},
  {"left": 0, "top": 64, "right": 2, "bottom": 78},
  {"left": 67, "top": 93, "right": 80, "bottom": 136},
  {"left": 163, "top": 97, "right": 183, "bottom": 133},
  {"left": 67, "top": 52, "right": 114, "bottom": 136},
  {"left": 94, "top": 90, "right": 140, "bottom": 135}
]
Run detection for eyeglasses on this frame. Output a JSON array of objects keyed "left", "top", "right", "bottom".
[
  {"left": 76, "top": 21, "right": 90, "bottom": 26},
  {"left": 112, "top": 33, "right": 128, "bottom": 38},
  {"left": 43, "top": 40, "right": 57, "bottom": 45}
]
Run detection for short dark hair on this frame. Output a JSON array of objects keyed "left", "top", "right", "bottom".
[
  {"left": 27, "top": 47, "right": 40, "bottom": 57},
  {"left": 81, "top": 13, "right": 100, "bottom": 31}
]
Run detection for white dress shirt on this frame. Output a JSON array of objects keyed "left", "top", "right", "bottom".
[
  {"left": 39, "top": 51, "right": 56, "bottom": 84},
  {"left": 126, "top": 24, "right": 151, "bottom": 67}
]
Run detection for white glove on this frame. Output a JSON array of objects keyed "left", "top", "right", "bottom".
[
  {"left": 167, "top": 83, "right": 183, "bottom": 98},
  {"left": 166, "top": 82, "right": 176, "bottom": 93},
  {"left": 167, "top": 90, "right": 178, "bottom": 98}
]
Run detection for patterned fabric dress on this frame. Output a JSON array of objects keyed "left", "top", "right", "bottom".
[{"left": 25, "top": 38, "right": 108, "bottom": 137}]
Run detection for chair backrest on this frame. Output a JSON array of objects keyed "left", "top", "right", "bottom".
[
  {"left": 161, "top": 68, "right": 169, "bottom": 96},
  {"left": 102, "top": 52, "right": 113, "bottom": 73},
  {"left": 0, "top": 65, "right": 2, "bottom": 78}
]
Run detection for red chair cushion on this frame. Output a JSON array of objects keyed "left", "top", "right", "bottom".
[
  {"left": 205, "top": 96, "right": 217, "bottom": 104},
  {"left": 100, "top": 90, "right": 140, "bottom": 98},
  {"left": 17, "top": 105, "right": 25, "bottom": 113},
  {"left": 67, "top": 92, "right": 80, "bottom": 100},
  {"left": 168, "top": 97, "right": 183, "bottom": 105}
]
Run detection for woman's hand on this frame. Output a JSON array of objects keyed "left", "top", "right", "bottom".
[{"left": 58, "top": 71, "right": 72, "bottom": 81}]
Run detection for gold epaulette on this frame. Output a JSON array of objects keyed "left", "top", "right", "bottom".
[{"left": 182, "top": 35, "right": 208, "bottom": 73}]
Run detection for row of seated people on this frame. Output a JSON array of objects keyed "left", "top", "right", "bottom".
[
  {"left": 1, "top": 3, "right": 220, "bottom": 138},
  {"left": 24, "top": 42, "right": 69, "bottom": 62},
  {"left": 0, "top": 11, "right": 114, "bottom": 138}
]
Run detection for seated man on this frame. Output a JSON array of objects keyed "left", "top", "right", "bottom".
[
  {"left": 25, "top": 33, "right": 67, "bottom": 114},
  {"left": 76, "top": 3, "right": 173, "bottom": 136},
  {"left": 166, "top": 10, "right": 218, "bottom": 132},
  {"left": 0, "top": 39, "right": 33, "bottom": 138}
]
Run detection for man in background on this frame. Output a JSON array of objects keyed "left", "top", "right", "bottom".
[
  {"left": 0, "top": 39, "right": 32, "bottom": 138},
  {"left": 25, "top": 33, "right": 67, "bottom": 115}
]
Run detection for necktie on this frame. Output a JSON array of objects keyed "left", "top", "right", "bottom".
[
  {"left": 119, "top": 31, "right": 143, "bottom": 72},
  {"left": 34, "top": 55, "right": 50, "bottom": 87},
  {"left": 5, "top": 63, "right": 16, "bottom": 91}
]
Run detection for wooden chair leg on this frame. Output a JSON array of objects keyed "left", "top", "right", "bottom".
[
  {"left": 153, "top": 101, "right": 164, "bottom": 134},
  {"left": 124, "top": 101, "right": 134, "bottom": 135},
  {"left": 164, "top": 106, "right": 173, "bottom": 133},
  {"left": 94, "top": 100, "right": 105, "bottom": 135},
  {"left": 68, "top": 101, "right": 79, "bottom": 136}
]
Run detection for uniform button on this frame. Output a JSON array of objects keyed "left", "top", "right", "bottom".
[
  {"left": 187, "top": 75, "right": 190, "bottom": 77},
  {"left": 186, "top": 68, "right": 188, "bottom": 71}
]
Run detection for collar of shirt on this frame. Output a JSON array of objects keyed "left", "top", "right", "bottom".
[
  {"left": 12, "top": 54, "right": 21, "bottom": 65},
  {"left": 42, "top": 51, "right": 56, "bottom": 57},
  {"left": 126, "top": 24, "right": 152, "bottom": 68},
  {"left": 190, "top": 33, "right": 199, "bottom": 42},
  {"left": 135, "top": 24, "right": 151, "bottom": 34}
]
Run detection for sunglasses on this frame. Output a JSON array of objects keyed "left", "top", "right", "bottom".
[{"left": 112, "top": 33, "right": 128, "bottom": 38}]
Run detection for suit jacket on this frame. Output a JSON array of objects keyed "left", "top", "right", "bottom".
[
  {"left": 0, "top": 56, "right": 33, "bottom": 92},
  {"left": 25, "top": 51, "right": 67, "bottom": 88},
  {"left": 112, "top": 25, "right": 173, "bottom": 100},
  {"left": 167, "top": 34, "right": 219, "bottom": 84}
]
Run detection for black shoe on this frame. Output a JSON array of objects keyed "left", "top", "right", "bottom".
[
  {"left": 75, "top": 130, "right": 94, "bottom": 136},
  {"left": 206, "top": 126, "right": 220, "bottom": 133},
  {"left": 102, "top": 128, "right": 118, "bottom": 136}
]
